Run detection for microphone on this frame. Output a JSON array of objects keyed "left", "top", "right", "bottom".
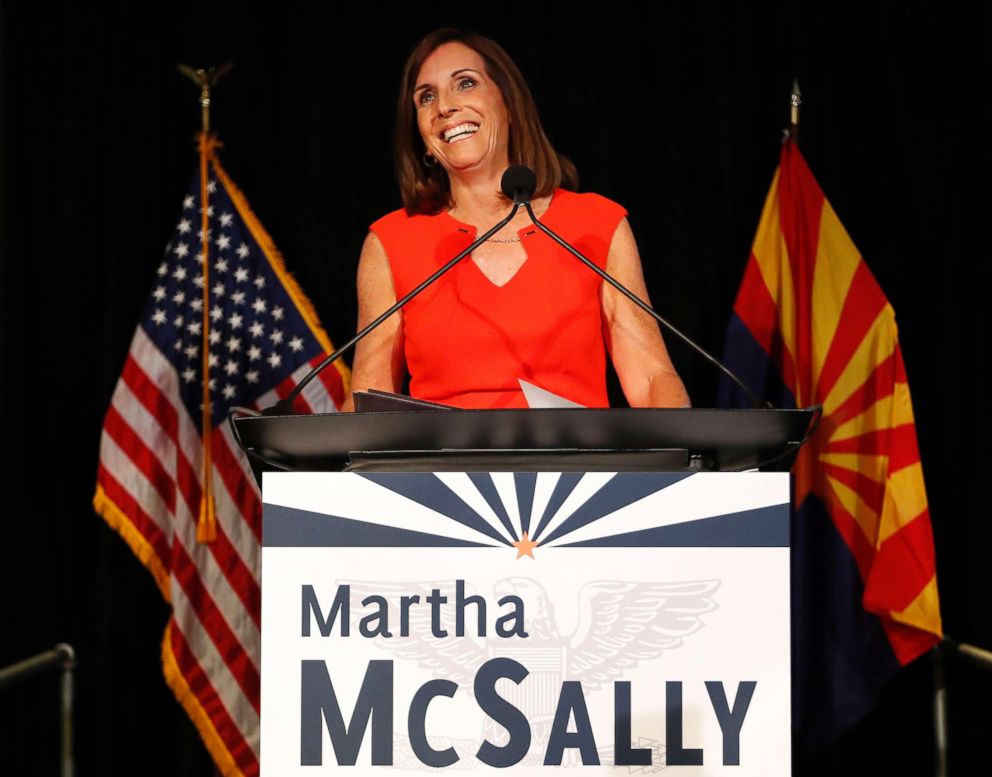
[
  {"left": 259, "top": 178, "right": 526, "bottom": 416},
  {"left": 511, "top": 166, "right": 769, "bottom": 409},
  {"left": 500, "top": 165, "right": 537, "bottom": 204}
]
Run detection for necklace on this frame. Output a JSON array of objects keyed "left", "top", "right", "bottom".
[{"left": 485, "top": 235, "right": 521, "bottom": 243}]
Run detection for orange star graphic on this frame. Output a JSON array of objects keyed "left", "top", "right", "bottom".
[{"left": 512, "top": 532, "right": 538, "bottom": 560}]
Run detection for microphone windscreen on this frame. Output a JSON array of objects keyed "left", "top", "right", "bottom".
[{"left": 500, "top": 165, "right": 538, "bottom": 200}]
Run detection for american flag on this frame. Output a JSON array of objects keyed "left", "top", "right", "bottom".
[{"left": 94, "top": 138, "right": 348, "bottom": 776}]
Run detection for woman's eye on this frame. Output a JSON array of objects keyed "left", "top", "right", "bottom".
[
  {"left": 457, "top": 77, "right": 477, "bottom": 89},
  {"left": 417, "top": 91, "right": 435, "bottom": 106}
]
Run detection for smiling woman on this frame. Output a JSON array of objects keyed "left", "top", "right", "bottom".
[
  {"left": 393, "top": 29, "right": 578, "bottom": 216},
  {"left": 342, "top": 28, "right": 689, "bottom": 410},
  {"left": 414, "top": 55, "right": 507, "bottom": 170}
]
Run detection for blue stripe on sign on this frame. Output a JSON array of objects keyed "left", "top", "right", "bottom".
[
  {"left": 358, "top": 473, "right": 511, "bottom": 545},
  {"left": 558, "top": 503, "right": 789, "bottom": 547},
  {"left": 513, "top": 473, "right": 536, "bottom": 536},
  {"left": 467, "top": 473, "right": 518, "bottom": 540},
  {"left": 263, "top": 504, "right": 494, "bottom": 548},
  {"left": 530, "top": 473, "right": 584, "bottom": 541},
  {"left": 540, "top": 472, "right": 693, "bottom": 545}
]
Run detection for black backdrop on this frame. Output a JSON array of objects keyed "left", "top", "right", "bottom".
[{"left": 1, "top": 1, "right": 990, "bottom": 774}]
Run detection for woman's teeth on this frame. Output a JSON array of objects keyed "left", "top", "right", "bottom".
[{"left": 443, "top": 123, "right": 479, "bottom": 143}]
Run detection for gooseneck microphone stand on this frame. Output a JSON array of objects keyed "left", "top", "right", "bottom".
[
  {"left": 499, "top": 165, "right": 769, "bottom": 410},
  {"left": 258, "top": 197, "right": 522, "bottom": 417}
]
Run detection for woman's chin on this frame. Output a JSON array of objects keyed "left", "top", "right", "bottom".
[{"left": 444, "top": 154, "right": 508, "bottom": 179}]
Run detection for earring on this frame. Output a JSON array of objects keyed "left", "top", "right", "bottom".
[{"left": 423, "top": 152, "right": 437, "bottom": 168}]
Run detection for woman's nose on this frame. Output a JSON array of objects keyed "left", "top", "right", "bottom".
[{"left": 436, "top": 89, "right": 459, "bottom": 117}]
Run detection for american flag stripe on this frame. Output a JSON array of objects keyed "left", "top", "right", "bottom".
[
  {"left": 197, "top": 509, "right": 262, "bottom": 626},
  {"left": 209, "top": 431, "right": 263, "bottom": 542},
  {"left": 168, "top": 609, "right": 260, "bottom": 763},
  {"left": 145, "top": 377, "right": 261, "bottom": 583},
  {"left": 253, "top": 355, "right": 338, "bottom": 412},
  {"left": 95, "top": 462, "right": 171, "bottom": 592},
  {"left": 164, "top": 405, "right": 265, "bottom": 634},
  {"left": 111, "top": 375, "right": 179, "bottom": 485},
  {"left": 200, "top": 498, "right": 262, "bottom": 610},
  {"left": 121, "top": 354, "right": 180, "bottom": 440},
  {"left": 97, "top": 433, "right": 172, "bottom": 547},
  {"left": 117, "top": 364, "right": 200, "bottom": 544},
  {"left": 95, "top": 142, "right": 347, "bottom": 776},
  {"left": 128, "top": 328, "right": 184, "bottom": 427},
  {"left": 165, "top": 622, "right": 259, "bottom": 769},
  {"left": 313, "top": 355, "right": 348, "bottom": 406},
  {"left": 168, "top": 590, "right": 260, "bottom": 745},
  {"left": 128, "top": 330, "right": 198, "bottom": 476},
  {"left": 170, "top": 424, "right": 263, "bottom": 595},
  {"left": 99, "top": 439, "right": 254, "bottom": 645},
  {"left": 219, "top": 423, "right": 263, "bottom": 497},
  {"left": 257, "top": 371, "right": 303, "bottom": 409},
  {"left": 271, "top": 375, "right": 296, "bottom": 402},
  {"left": 102, "top": 404, "right": 177, "bottom": 515},
  {"left": 170, "top": 540, "right": 262, "bottom": 697},
  {"left": 301, "top": 357, "right": 344, "bottom": 409},
  {"left": 169, "top": 499, "right": 261, "bottom": 671}
]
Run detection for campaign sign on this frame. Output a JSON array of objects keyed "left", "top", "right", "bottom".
[{"left": 261, "top": 471, "right": 791, "bottom": 776}]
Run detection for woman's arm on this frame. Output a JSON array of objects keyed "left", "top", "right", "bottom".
[
  {"left": 340, "top": 232, "right": 406, "bottom": 412},
  {"left": 601, "top": 218, "right": 690, "bottom": 408}
]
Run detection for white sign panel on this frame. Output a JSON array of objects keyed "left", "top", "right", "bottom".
[{"left": 261, "top": 471, "right": 791, "bottom": 776}]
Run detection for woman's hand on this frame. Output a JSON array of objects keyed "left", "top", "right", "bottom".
[
  {"left": 340, "top": 232, "right": 406, "bottom": 411},
  {"left": 601, "top": 218, "right": 690, "bottom": 408}
]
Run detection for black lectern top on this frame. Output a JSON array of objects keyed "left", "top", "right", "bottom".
[{"left": 232, "top": 406, "right": 818, "bottom": 484}]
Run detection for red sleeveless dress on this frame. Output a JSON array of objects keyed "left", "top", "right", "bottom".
[{"left": 370, "top": 190, "right": 627, "bottom": 408}]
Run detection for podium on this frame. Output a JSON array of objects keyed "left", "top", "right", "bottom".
[{"left": 235, "top": 407, "right": 814, "bottom": 777}]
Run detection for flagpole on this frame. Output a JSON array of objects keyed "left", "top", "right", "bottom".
[{"left": 178, "top": 63, "right": 232, "bottom": 542}]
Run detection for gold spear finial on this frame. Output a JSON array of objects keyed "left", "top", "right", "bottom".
[
  {"left": 789, "top": 78, "right": 802, "bottom": 144},
  {"left": 177, "top": 62, "right": 233, "bottom": 135}
]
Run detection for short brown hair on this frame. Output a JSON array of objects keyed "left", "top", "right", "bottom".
[{"left": 395, "top": 28, "right": 578, "bottom": 215}]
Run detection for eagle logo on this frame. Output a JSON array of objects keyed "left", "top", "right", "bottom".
[{"left": 341, "top": 576, "right": 719, "bottom": 769}]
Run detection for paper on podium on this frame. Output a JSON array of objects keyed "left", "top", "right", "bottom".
[{"left": 518, "top": 379, "right": 585, "bottom": 409}]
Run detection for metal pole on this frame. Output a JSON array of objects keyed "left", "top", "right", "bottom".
[
  {"left": 0, "top": 643, "right": 75, "bottom": 777},
  {"left": 932, "top": 638, "right": 992, "bottom": 777},
  {"left": 58, "top": 643, "right": 76, "bottom": 777},
  {"left": 947, "top": 639, "right": 992, "bottom": 671},
  {"left": 933, "top": 643, "right": 948, "bottom": 777},
  {"left": 0, "top": 644, "right": 73, "bottom": 689}
]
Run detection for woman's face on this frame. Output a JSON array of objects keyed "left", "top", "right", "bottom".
[{"left": 413, "top": 42, "right": 510, "bottom": 179}]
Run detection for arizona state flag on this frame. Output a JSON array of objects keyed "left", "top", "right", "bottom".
[{"left": 720, "top": 139, "right": 941, "bottom": 746}]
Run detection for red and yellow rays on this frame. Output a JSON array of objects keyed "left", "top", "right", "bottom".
[{"left": 734, "top": 140, "right": 941, "bottom": 659}]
